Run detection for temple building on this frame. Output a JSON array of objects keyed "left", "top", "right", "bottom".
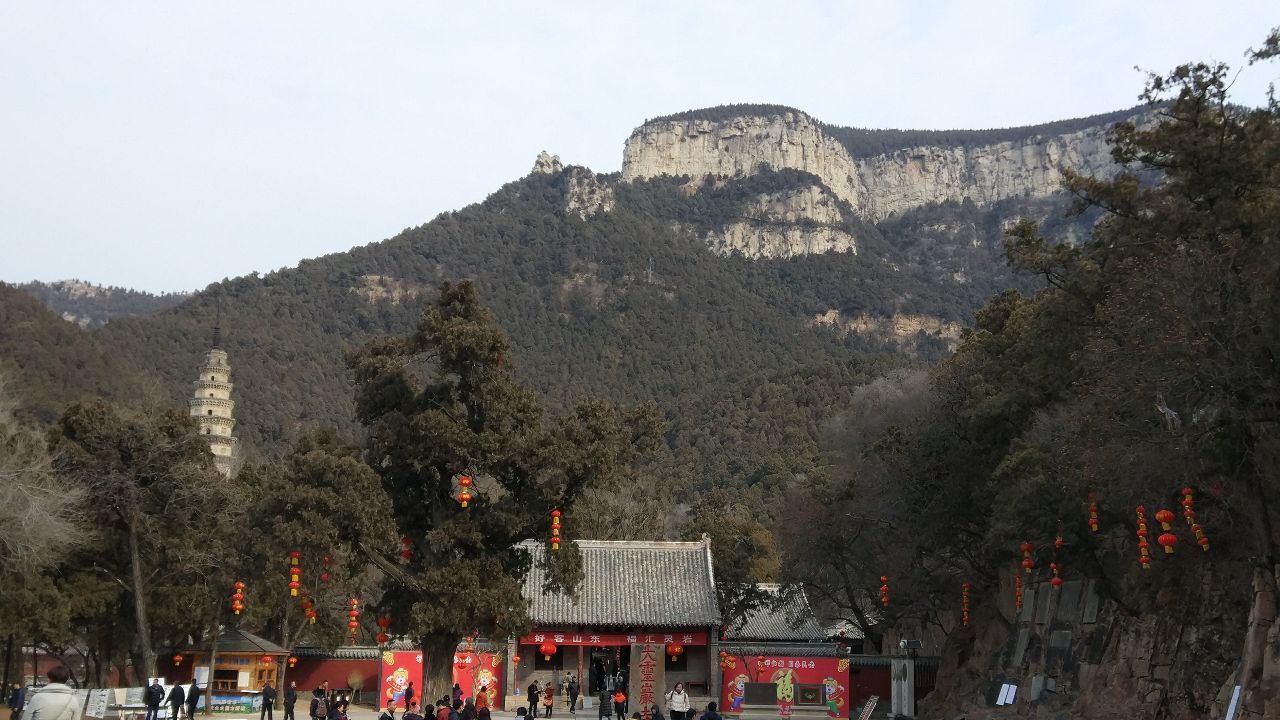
[
  {"left": 508, "top": 538, "right": 722, "bottom": 707},
  {"left": 188, "top": 325, "right": 238, "bottom": 477}
]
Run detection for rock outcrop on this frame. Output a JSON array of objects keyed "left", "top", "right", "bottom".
[
  {"left": 622, "top": 109, "right": 1125, "bottom": 222},
  {"left": 812, "top": 309, "right": 962, "bottom": 351},
  {"left": 564, "top": 167, "right": 615, "bottom": 219},
  {"left": 706, "top": 184, "right": 856, "bottom": 257},
  {"left": 532, "top": 150, "right": 564, "bottom": 175}
]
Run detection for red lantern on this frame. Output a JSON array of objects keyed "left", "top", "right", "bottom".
[
  {"left": 377, "top": 632, "right": 389, "bottom": 644},
  {"left": 307, "top": 610, "right": 317, "bottom": 624},
  {"left": 1198, "top": 536, "right": 1210, "bottom": 551},
  {"left": 320, "top": 571, "right": 331, "bottom": 582},
  {"left": 1155, "top": 509, "right": 1175, "bottom": 530},
  {"left": 1021, "top": 558, "right": 1034, "bottom": 573},
  {"left": 401, "top": 549, "right": 413, "bottom": 560},
  {"left": 1019, "top": 542, "right": 1033, "bottom": 557},
  {"left": 377, "top": 616, "right": 391, "bottom": 629},
  {"left": 289, "top": 550, "right": 301, "bottom": 566},
  {"left": 512, "top": 655, "right": 522, "bottom": 664},
  {"left": 1139, "top": 555, "right": 1152, "bottom": 569},
  {"left": 173, "top": 654, "right": 183, "bottom": 667},
  {"left": 666, "top": 643, "right": 684, "bottom": 661},
  {"left": 458, "top": 490, "right": 472, "bottom": 508},
  {"left": 288, "top": 656, "right": 297, "bottom": 668},
  {"left": 1158, "top": 533, "right": 1178, "bottom": 554},
  {"left": 263, "top": 655, "right": 273, "bottom": 664},
  {"left": 1051, "top": 576, "right": 1064, "bottom": 588},
  {"left": 401, "top": 535, "right": 412, "bottom": 546},
  {"left": 289, "top": 580, "right": 301, "bottom": 596},
  {"left": 1054, "top": 535, "right": 1064, "bottom": 549},
  {"left": 539, "top": 642, "right": 558, "bottom": 660}
]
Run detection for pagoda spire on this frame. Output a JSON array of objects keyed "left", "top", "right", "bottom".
[{"left": 189, "top": 321, "right": 237, "bottom": 477}]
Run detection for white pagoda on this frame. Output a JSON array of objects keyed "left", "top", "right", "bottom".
[{"left": 188, "top": 325, "right": 238, "bottom": 477}]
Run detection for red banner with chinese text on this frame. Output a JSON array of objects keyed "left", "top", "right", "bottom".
[
  {"left": 519, "top": 631, "right": 708, "bottom": 646},
  {"left": 452, "top": 652, "right": 504, "bottom": 708},
  {"left": 380, "top": 651, "right": 424, "bottom": 712},
  {"left": 719, "top": 656, "right": 850, "bottom": 719}
]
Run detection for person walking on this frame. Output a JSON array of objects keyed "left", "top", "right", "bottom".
[
  {"left": 567, "top": 676, "right": 579, "bottom": 715},
  {"left": 474, "top": 687, "right": 489, "bottom": 713},
  {"left": 185, "top": 681, "right": 201, "bottom": 720},
  {"left": 166, "top": 680, "right": 186, "bottom": 720},
  {"left": 596, "top": 690, "right": 610, "bottom": 720},
  {"left": 9, "top": 682, "right": 26, "bottom": 720},
  {"left": 309, "top": 689, "right": 327, "bottom": 720},
  {"left": 664, "top": 683, "right": 690, "bottom": 720},
  {"left": 260, "top": 682, "right": 277, "bottom": 720},
  {"left": 283, "top": 682, "right": 297, "bottom": 720},
  {"left": 23, "top": 667, "right": 77, "bottom": 720},
  {"left": 144, "top": 681, "right": 163, "bottom": 720},
  {"left": 611, "top": 692, "right": 625, "bottom": 720}
]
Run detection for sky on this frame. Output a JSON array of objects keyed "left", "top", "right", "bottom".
[{"left": 1, "top": 2, "right": 1276, "bottom": 293}]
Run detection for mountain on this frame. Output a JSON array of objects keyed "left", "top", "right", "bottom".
[
  {"left": 11, "top": 104, "right": 1134, "bottom": 484},
  {"left": 17, "top": 279, "right": 189, "bottom": 329},
  {"left": 0, "top": 283, "right": 155, "bottom": 425}
]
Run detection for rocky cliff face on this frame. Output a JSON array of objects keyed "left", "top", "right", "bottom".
[
  {"left": 621, "top": 109, "right": 1123, "bottom": 222},
  {"left": 706, "top": 184, "right": 856, "bottom": 257}
]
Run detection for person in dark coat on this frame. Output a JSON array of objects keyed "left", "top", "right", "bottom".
[
  {"left": 185, "top": 682, "right": 201, "bottom": 720},
  {"left": 404, "top": 683, "right": 415, "bottom": 713},
  {"left": 260, "top": 683, "right": 277, "bottom": 720},
  {"left": 452, "top": 685, "right": 463, "bottom": 707},
  {"left": 165, "top": 682, "right": 186, "bottom": 720},
  {"left": 596, "top": 690, "right": 610, "bottom": 720},
  {"left": 9, "top": 682, "right": 27, "bottom": 719},
  {"left": 308, "top": 689, "right": 325, "bottom": 720},
  {"left": 283, "top": 682, "right": 297, "bottom": 720},
  {"left": 698, "top": 703, "right": 721, "bottom": 720},
  {"left": 144, "top": 681, "right": 162, "bottom": 720}
]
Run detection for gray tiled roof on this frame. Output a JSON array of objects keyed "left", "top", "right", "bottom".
[
  {"left": 520, "top": 538, "right": 721, "bottom": 627},
  {"left": 723, "top": 585, "right": 826, "bottom": 641},
  {"left": 206, "top": 630, "right": 289, "bottom": 654}
]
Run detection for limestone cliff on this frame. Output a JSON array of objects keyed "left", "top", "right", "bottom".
[
  {"left": 706, "top": 184, "right": 856, "bottom": 257},
  {"left": 622, "top": 107, "right": 1128, "bottom": 222}
]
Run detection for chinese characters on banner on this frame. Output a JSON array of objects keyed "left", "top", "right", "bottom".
[
  {"left": 452, "top": 652, "right": 504, "bottom": 708},
  {"left": 629, "top": 643, "right": 664, "bottom": 720},
  {"left": 380, "top": 651, "right": 424, "bottom": 712},
  {"left": 520, "top": 632, "right": 707, "bottom": 646},
  {"left": 720, "top": 656, "right": 850, "bottom": 719}
]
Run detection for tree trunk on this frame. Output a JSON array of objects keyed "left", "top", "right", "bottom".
[
  {"left": 1239, "top": 565, "right": 1280, "bottom": 718},
  {"left": 3, "top": 633, "right": 13, "bottom": 696},
  {"left": 421, "top": 634, "right": 459, "bottom": 709},
  {"left": 128, "top": 521, "right": 156, "bottom": 680}
]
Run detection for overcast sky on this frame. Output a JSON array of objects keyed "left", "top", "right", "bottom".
[{"left": 2, "top": 2, "right": 1276, "bottom": 293}]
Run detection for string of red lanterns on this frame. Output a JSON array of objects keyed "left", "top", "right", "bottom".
[
  {"left": 1014, "top": 574, "right": 1023, "bottom": 612},
  {"left": 376, "top": 616, "right": 391, "bottom": 645},
  {"left": 1134, "top": 506, "right": 1151, "bottom": 569},
  {"left": 348, "top": 599, "right": 360, "bottom": 645},
  {"left": 1020, "top": 542, "right": 1035, "bottom": 574},
  {"left": 961, "top": 583, "right": 970, "bottom": 627},
  {"left": 231, "top": 580, "right": 246, "bottom": 614},
  {"left": 550, "top": 510, "right": 562, "bottom": 551},
  {"left": 1184, "top": 488, "right": 1210, "bottom": 551},
  {"left": 879, "top": 576, "right": 889, "bottom": 607},
  {"left": 320, "top": 555, "right": 332, "bottom": 583},
  {"left": 302, "top": 596, "right": 317, "bottom": 624},
  {"left": 458, "top": 475, "right": 473, "bottom": 508},
  {"left": 288, "top": 551, "right": 302, "bottom": 597},
  {"left": 1049, "top": 563, "right": 1063, "bottom": 589},
  {"left": 1088, "top": 493, "right": 1099, "bottom": 532}
]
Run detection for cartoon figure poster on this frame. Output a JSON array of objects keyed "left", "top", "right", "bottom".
[
  {"left": 381, "top": 651, "right": 424, "bottom": 712},
  {"left": 719, "top": 656, "right": 848, "bottom": 719},
  {"left": 452, "top": 652, "right": 504, "bottom": 708}
]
